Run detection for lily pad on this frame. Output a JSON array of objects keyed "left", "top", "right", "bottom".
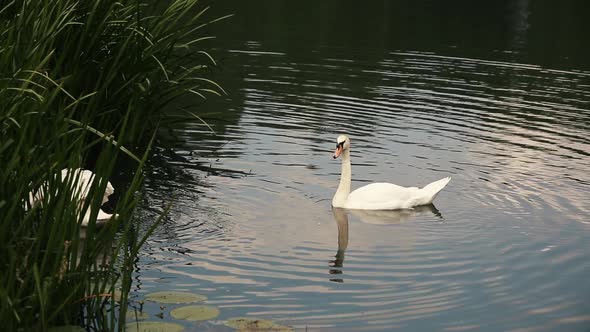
[
  {"left": 225, "top": 317, "right": 292, "bottom": 331},
  {"left": 48, "top": 326, "right": 85, "bottom": 332},
  {"left": 125, "top": 321, "right": 184, "bottom": 332},
  {"left": 170, "top": 305, "right": 220, "bottom": 321},
  {"left": 126, "top": 310, "right": 150, "bottom": 321},
  {"left": 144, "top": 291, "right": 207, "bottom": 304}
]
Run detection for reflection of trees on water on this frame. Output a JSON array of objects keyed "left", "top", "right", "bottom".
[
  {"left": 196, "top": 0, "right": 590, "bottom": 153},
  {"left": 212, "top": 0, "right": 589, "bottom": 69}
]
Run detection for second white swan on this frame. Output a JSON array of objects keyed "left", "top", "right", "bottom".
[{"left": 332, "top": 135, "right": 450, "bottom": 210}]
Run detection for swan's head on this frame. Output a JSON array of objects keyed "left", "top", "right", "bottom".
[{"left": 333, "top": 135, "right": 350, "bottom": 159}]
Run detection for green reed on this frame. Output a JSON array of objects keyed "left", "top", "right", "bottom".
[{"left": 0, "top": 0, "right": 228, "bottom": 330}]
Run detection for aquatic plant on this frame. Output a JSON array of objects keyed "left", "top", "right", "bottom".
[
  {"left": 169, "top": 305, "right": 220, "bottom": 321},
  {"left": 225, "top": 317, "right": 292, "bottom": 331},
  {"left": 0, "top": 0, "right": 228, "bottom": 330},
  {"left": 144, "top": 291, "right": 207, "bottom": 304},
  {"left": 125, "top": 321, "right": 185, "bottom": 332}
]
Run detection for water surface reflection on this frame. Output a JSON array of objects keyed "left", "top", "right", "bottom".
[
  {"left": 131, "top": 2, "right": 590, "bottom": 330},
  {"left": 329, "top": 208, "right": 348, "bottom": 283},
  {"left": 349, "top": 205, "right": 443, "bottom": 225}
]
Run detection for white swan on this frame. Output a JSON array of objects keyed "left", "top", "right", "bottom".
[
  {"left": 28, "top": 168, "right": 117, "bottom": 226},
  {"left": 332, "top": 135, "right": 451, "bottom": 210}
]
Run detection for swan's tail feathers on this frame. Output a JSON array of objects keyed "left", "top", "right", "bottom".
[{"left": 420, "top": 177, "right": 451, "bottom": 204}]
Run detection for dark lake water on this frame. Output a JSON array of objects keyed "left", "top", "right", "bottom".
[{"left": 129, "top": 1, "right": 590, "bottom": 331}]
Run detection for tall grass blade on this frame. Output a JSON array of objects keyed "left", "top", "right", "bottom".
[
  {"left": 64, "top": 118, "right": 141, "bottom": 163},
  {"left": 185, "top": 110, "right": 216, "bottom": 135},
  {"left": 1, "top": 0, "right": 228, "bottom": 330}
]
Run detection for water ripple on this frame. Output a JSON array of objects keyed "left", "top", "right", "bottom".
[{"left": 134, "top": 47, "right": 590, "bottom": 331}]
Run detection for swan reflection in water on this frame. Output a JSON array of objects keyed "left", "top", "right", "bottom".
[
  {"left": 348, "top": 204, "right": 443, "bottom": 225},
  {"left": 329, "top": 208, "right": 349, "bottom": 283},
  {"left": 328, "top": 205, "right": 443, "bottom": 283}
]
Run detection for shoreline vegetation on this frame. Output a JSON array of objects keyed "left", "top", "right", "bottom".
[{"left": 0, "top": 0, "right": 229, "bottom": 330}]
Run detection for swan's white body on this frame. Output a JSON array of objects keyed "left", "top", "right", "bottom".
[
  {"left": 332, "top": 135, "right": 450, "bottom": 210},
  {"left": 28, "top": 168, "right": 117, "bottom": 226}
]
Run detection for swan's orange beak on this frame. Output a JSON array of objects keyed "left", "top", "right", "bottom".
[{"left": 333, "top": 146, "right": 343, "bottom": 159}]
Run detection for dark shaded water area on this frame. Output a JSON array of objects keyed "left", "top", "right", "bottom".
[{"left": 128, "top": 1, "right": 590, "bottom": 331}]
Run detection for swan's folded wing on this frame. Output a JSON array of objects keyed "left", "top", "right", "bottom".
[{"left": 347, "top": 183, "right": 421, "bottom": 210}]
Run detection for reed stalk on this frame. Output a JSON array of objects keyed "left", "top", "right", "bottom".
[{"left": 0, "top": 0, "right": 228, "bottom": 330}]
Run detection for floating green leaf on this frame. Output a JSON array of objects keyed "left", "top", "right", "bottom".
[
  {"left": 125, "top": 321, "right": 185, "bottom": 332},
  {"left": 145, "top": 291, "right": 207, "bottom": 304},
  {"left": 170, "top": 305, "right": 220, "bottom": 321},
  {"left": 225, "top": 317, "right": 292, "bottom": 331}
]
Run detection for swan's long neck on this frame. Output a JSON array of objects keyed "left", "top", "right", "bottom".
[{"left": 332, "top": 149, "right": 351, "bottom": 207}]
